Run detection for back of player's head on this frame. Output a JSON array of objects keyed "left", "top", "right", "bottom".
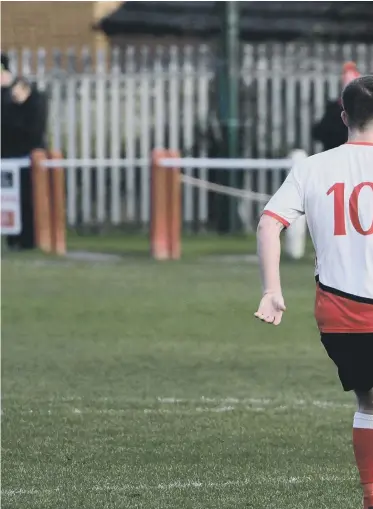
[{"left": 342, "top": 75, "right": 373, "bottom": 130}]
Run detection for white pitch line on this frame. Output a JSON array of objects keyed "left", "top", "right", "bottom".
[
  {"left": 1, "top": 395, "right": 355, "bottom": 410},
  {"left": 2, "top": 474, "right": 354, "bottom": 497},
  {"left": 3, "top": 488, "right": 60, "bottom": 496},
  {"left": 156, "top": 397, "right": 274, "bottom": 405},
  {"left": 1, "top": 395, "right": 353, "bottom": 407},
  {"left": 2, "top": 401, "right": 354, "bottom": 417},
  {"left": 157, "top": 397, "right": 353, "bottom": 408},
  {"left": 2, "top": 406, "right": 265, "bottom": 416},
  {"left": 1, "top": 396, "right": 355, "bottom": 416}
]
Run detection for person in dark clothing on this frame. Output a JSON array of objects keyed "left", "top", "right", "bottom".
[
  {"left": 312, "top": 100, "right": 347, "bottom": 151},
  {"left": 312, "top": 62, "right": 360, "bottom": 152},
  {"left": 1, "top": 52, "right": 47, "bottom": 249}
]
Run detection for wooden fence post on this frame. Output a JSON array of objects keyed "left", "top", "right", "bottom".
[
  {"left": 48, "top": 151, "right": 66, "bottom": 256},
  {"left": 151, "top": 149, "right": 170, "bottom": 260},
  {"left": 31, "top": 150, "right": 52, "bottom": 253},
  {"left": 167, "top": 150, "right": 181, "bottom": 260},
  {"left": 151, "top": 149, "right": 182, "bottom": 260}
]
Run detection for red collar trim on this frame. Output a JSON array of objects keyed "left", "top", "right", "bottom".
[{"left": 346, "top": 142, "right": 373, "bottom": 146}]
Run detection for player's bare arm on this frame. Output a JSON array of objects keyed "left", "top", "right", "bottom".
[{"left": 254, "top": 214, "right": 286, "bottom": 325}]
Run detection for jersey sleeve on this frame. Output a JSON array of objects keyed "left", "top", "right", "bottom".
[{"left": 262, "top": 165, "right": 305, "bottom": 227}]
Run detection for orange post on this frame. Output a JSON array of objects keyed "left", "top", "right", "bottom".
[
  {"left": 151, "top": 149, "right": 170, "bottom": 260},
  {"left": 49, "top": 151, "right": 66, "bottom": 256},
  {"left": 150, "top": 149, "right": 182, "bottom": 260},
  {"left": 167, "top": 150, "right": 181, "bottom": 260},
  {"left": 31, "top": 150, "right": 52, "bottom": 253}
]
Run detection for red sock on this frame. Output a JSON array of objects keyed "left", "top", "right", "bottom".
[{"left": 353, "top": 413, "right": 373, "bottom": 509}]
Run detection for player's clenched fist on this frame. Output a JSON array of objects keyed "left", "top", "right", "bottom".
[{"left": 254, "top": 292, "right": 286, "bottom": 325}]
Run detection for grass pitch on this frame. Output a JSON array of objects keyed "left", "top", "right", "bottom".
[{"left": 2, "top": 236, "right": 360, "bottom": 508}]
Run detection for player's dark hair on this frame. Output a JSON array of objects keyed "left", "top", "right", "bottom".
[{"left": 342, "top": 75, "right": 373, "bottom": 130}]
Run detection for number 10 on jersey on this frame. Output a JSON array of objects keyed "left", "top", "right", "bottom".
[{"left": 327, "top": 182, "right": 373, "bottom": 236}]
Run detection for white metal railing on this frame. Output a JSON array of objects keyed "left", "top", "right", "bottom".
[
  {"left": 1, "top": 151, "right": 307, "bottom": 231},
  {"left": 159, "top": 157, "right": 294, "bottom": 169}
]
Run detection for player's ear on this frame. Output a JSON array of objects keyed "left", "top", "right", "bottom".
[{"left": 341, "top": 110, "right": 349, "bottom": 127}]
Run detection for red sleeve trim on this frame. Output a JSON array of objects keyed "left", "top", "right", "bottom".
[
  {"left": 262, "top": 210, "right": 290, "bottom": 228},
  {"left": 345, "top": 142, "right": 373, "bottom": 146}
]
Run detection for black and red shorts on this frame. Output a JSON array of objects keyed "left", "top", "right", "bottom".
[{"left": 321, "top": 332, "right": 373, "bottom": 392}]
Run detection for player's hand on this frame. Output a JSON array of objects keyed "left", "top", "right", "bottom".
[
  {"left": 11, "top": 80, "right": 31, "bottom": 103},
  {"left": 1, "top": 70, "right": 12, "bottom": 87},
  {"left": 254, "top": 291, "right": 286, "bottom": 325}
]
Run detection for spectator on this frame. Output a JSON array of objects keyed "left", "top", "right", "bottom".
[
  {"left": 312, "top": 61, "right": 360, "bottom": 151},
  {"left": 1, "top": 51, "right": 47, "bottom": 249}
]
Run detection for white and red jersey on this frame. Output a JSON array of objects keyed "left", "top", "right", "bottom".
[{"left": 263, "top": 142, "right": 373, "bottom": 333}]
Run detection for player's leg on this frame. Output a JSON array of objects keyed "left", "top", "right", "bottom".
[
  {"left": 354, "top": 389, "right": 373, "bottom": 509},
  {"left": 321, "top": 332, "right": 373, "bottom": 509}
]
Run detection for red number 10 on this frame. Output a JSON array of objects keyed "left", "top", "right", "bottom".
[{"left": 327, "top": 182, "right": 373, "bottom": 236}]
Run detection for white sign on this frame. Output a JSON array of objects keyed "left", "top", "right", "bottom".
[{"left": 1, "top": 160, "right": 23, "bottom": 235}]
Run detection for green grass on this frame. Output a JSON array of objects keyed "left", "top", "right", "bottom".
[
  {"left": 66, "top": 231, "right": 259, "bottom": 258},
  {"left": 2, "top": 237, "right": 360, "bottom": 509}
]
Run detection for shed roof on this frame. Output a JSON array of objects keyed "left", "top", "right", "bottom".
[{"left": 95, "top": 1, "right": 373, "bottom": 42}]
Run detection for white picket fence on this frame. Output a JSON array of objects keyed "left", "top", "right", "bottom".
[{"left": 6, "top": 42, "right": 373, "bottom": 229}]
